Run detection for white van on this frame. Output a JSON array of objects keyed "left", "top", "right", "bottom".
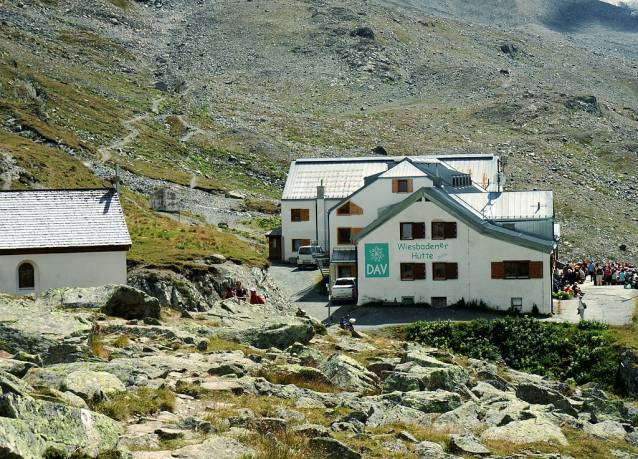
[{"left": 297, "top": 246, "right": 318, "bottom": 269}]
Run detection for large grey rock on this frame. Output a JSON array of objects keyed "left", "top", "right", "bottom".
[
  {"left": 285, "top": 342, "right": 324, "bottom": 365},
  {"left": 38, "top": 285, "right": 161, "bottom": 319},
  {"left": 450, "top": 433, "right": 490, "bottom": 456},
  {"left": 589, "top": 420, "right": 628, "bottom": 440},
  {"left": 309, "top": 437, "right": 361, "bottom": 459},
  {"left": 366, "top": 401, "right": 433, "bottom": 428},
  {"left": 0, "top": 393, "right": 120, "bottom": 458},
  {"left": 581, "top": 397, "right": 631, "bottom": 423},
  {"left": 62, "top": 370, "right": 126, "bottom": 402},
  {"left": 318, "top": 353, "right": 379, "bottom": 392},
  {"left": 384, "top": 363, "right": 470, "bottom": 393},
  {"left": 483, "top": 399, "right": 536, "bottom": 427},
  {"left": 0, "top": 359, "right": 37, "bottom": 378},
  {"left": 515, "top": 383, "right": 577, "bottom": 416},
  {"left": 276, "top": 364, "right": 332, "bottom": 386},
  {"left": 171, "top": 435, "right": 254, "bottom": 458},
  {"left": 382, "top": 389, "right": 462, "bottom": 414},
  {"left": 414, "top": 440, "right": 462, "bottom": 459},
  {"left": 0, "top": 297, "right": 93, "bottom": 364},
  {"left": 432, "top": 401, "right": 485, "bottom": 432},
  {"left": 480, "top": 419, "right": 568, "bottom": 446}
]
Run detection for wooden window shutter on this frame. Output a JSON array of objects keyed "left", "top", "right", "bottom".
[
  {"left": 491, "top": 262, "right": 505, "bottom": 279},
  {"left": 413, "top": 263, "right": 426, "bottom": 280},
  {"left": 351, "top": 228, "right": 363, "bottom": 242},
  {"left": 445, "top": 222, "right": 457, "bottom": 238},
  {"left": 392, "top": 179, "right": 399, "bottom": 193},
  {"left": 351, "top": 202, "right": 363, "bottom": 215},
  {"left": 413, "top": 222, "right": 426, "bottom": 239},
  {"left": 529, "top": 261, "right": 544, "bottom": 279},
  {"left": 445, "top": 263, "right": 458, "bottom": 279},
  {"left": 300, "top": 209, "right": 310, "bottom": 221},
  {"left": 407, "top": 179, "right": 413, "bottom": 192},
  {"left": 301, "top": 239, "right": 310, "bottom": 246}
]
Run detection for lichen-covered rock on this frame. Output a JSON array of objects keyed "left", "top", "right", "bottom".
[
  {"left": 515, "top": 383, "right": 577, "bottom": 417},
  {"left": 276, "top": 364, "right": 332, "bottom": 386},
  {"left": 0, "top": 393, "right": 120, "bottom": 458},
  {"left": 432, "top": 401, "right": 485, "bottom": 432},
  {"left": 483, "top": 399, "right": 536, "bottom": 427},
  {"left": 581, "top": 397, "right": 631, "bottom": 423},
  {"left": 398, "top": 389, "right": 463, "bottom": 414},
  {"left": 0, "top": 358, "right": 37, "bottom": 377},
  {"left": 365, "top": 401, "right": 434, "bottom": 428},
  {"left": 62, "top": 370, "right": 126, "bottom": 402},
  {"left": 285, "top": 342, "right": 324, "bottom": 364},
  {"left": 309, "top": 437, "right": 362, "bottom": 459},
  {"left": 450, "top": 433, "right": 490, "bottom": 456},
  {"left": 293, "top": 423, "right": 330, "bottom": 438},
  {"left": 384, "top": 363, "right": 470, "bottom": 393},
  {"left": 318, "top": 353, "right": 379, "bottom": 392},
  {"left": 480, "top": 419, "right": 568, "bottom": 446},
  {"left": 0, "top": 297, "right": 92, "bottom": 362},
  {"left": 170, "top": 435, "right": 254, "bottom": 458}
]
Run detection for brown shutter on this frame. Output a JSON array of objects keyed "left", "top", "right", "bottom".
[
  {"left": 300, "top": 209, "right": 310, "bottom": 221},
  {"left": 301, "top": 239, "right": 310, "bottom": 246},
  {"left": 445, "top": 263, "right": 458, "bottom": 279},
  {"left": 392, "top": 179, "right": 399, "bottom": 193},
  {"left": 445, "top": 222, "right": 457, "bottom": 238},
  {"left": 351, "top": 202, "right": 363, "bottom": 215},
  {"left": 413, "top": 263, "right": 426, "bottom": 280},
  {"left": 351, "top": 228, "right": 363, "bottom": 239},
  {"left": 407, "top": 179, "right": 413, "bottom": 192},
  {"left": 529, "top": 261, "right": 544, "bottom": 279},
  {"left": 413, "top": 222, "right": 426, "bottom": 239},
  {"left": 491, "top": 262, "right": 505, "bottom": 279}
]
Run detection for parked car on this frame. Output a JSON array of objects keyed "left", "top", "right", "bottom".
[
  {"left": 297, "top": 245, "right": 319, "bottom": 269},
  {"left": 329, "top": 277, "right": 357, "bottom": 303}
]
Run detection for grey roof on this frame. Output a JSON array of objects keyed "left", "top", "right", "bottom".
[
  {"left": 266, "top": 226, "right": 282, "bottom": 237},
  {"left": 456, "top": 191, "right": 553, "bottom": 220},
  {"left": 331, "top": 248, "right": 357, "bottom": 263},
  {"left": 437, "top": 154, "right": 500, "bottom": 192},
  {"left": 0, "top": 189, "right": 132, "bottom": 254},
  {"left": 284, "top": 154, "right": 499, "bottom": 201},
  {"left": 352, "top": 187, "right": 555, "bottom": 253}
]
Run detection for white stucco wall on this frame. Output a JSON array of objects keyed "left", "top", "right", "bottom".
[
  {"left": 328, "top": 177, "right": 434, "bottom": 251},
  {"left": 0, "top": 251, "right": 127, "bottom": 296},
  {"left": 356, "top": 200, "right": 552, "bottom": 314},
  {"left": 282, "top": 198, "right": 341, "bottom": 261}
]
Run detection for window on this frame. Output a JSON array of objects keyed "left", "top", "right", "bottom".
[
  {"left": 400, "top": 263, "right": 425, "bottom": 280},
  {"left": 337, "top": 227, "right": 351, "bottom": 245},
  {"left": 432, "top": 221, "right": 457, "bottom": 239},
  {"left": 433, "top": 262, "right": 458, "bottom": 280},
  {"left": 336, "top": 228, "right": 362, "bottom": 245},
  {"left": 291, "top": 209, "right": 309, "bottom": 222},
  {"left": 392, "top": 179, "right": 413, "bottom": 193},
  {"left": 18, "top": 263, "right": 35, "bottom": 289},
  {"left": 336, "top": 201, "right": 362, "bottom": 216},
  {"left": 400, "top": 222, "right": 425, "bottom": 240},
  {"left": 431, "top": 297, "right": 447, "bottom": 309},
  {"left": 338, "top": 265, "right": 355, "bottom": 278},
  {"left": 511, "top": 297, "right": 523, "bottom": 313},
  {"left": 292, "top": 239, "right": 310, "bottom": 252},
  {"left": 491, "top": 261, "right": 543, "bottom": 279}
]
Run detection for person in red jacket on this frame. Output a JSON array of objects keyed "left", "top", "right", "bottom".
[{"left": 250, "top": 288, "right": 265, "bottom": 304}]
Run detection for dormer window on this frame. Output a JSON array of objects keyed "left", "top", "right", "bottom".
[
  {"left": 392, "top": 179, "right": 413, "bottom": 193},
  {"left": 336, "top": 201, "right": 363, "bottom": 216}
]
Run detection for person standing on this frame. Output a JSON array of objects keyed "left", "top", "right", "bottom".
[
  {"left": 577, "top": 295, "right": 586, "bottom": 321},
  {"left": 588, "top": 261, "right": 595, "bottom": 282}
]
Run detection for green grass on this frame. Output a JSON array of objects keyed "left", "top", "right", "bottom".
[
  {"left": 122, "top": 190, "right": 269, "bottom": 269},
  {"left": 90, "top": 387, "right": 176, "bottom": 421}
]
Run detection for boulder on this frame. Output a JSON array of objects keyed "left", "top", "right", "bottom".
[
  {"left": 402, "top": 350, "right": 451, "bottom": 368},
  {"left": 293, "top": 423, "right": 330, "bottom": 438},
  {"left": 589, "top": 420, "right": 628, "bottom": 440},
  {"left": 432, "top": 401, "right": 485, "bottom": 432},
  {"left": 37, "top": 285, "right": 160, "bottom": 319},
  {"left": 480, "top": 419, "right": 568, "bottom": 446},
  {"left": 365, "top": 401, "right": 433, "bottom": 428},
  {"left": 450, "top": 433, "right": 490, "bottom": 456},
  {"left": 285, "top": 342, "right": 324, "bottom": 365},
  {"left": 515, "top": 383, "right": 578, "bottom": 417},
  {"left": 62, "top": 370, "right": 126, "bottom": 402},
  {"left": 213, "top": 319, "right": 314, "bottom": 350},
  {"left": 0, "top": 393, "right": 120, "bottom": 458},
  {"left": 309, "top": 437, "right": 361, "bottom": 459},
  {"left": 0, "top": 297, "right": 92, "bottom": 362},
  {"left": 470, "top": 381, "right": 514, "bottom": 403},
  {"left": 318, "top": 353, "right": 379, "bottom": 392},
  {"left": 1, "top": 358, "right": 37, "bottom": 377},
  {"left": 384, "top": 364, "right": 470, "bottom": 393},
  {"left": 170, "top": 435, "right": 254, "bottom": 458},
  {"left": 581, "top": 397, "right": 631, "bottom": 423},
  {"left": 483, "top": 399, "right": 536, "bottom": 427},
  {"left": 414, "top": 440, "right": 462, "bottom": 459},
  {"left": 276, "top": 364, "right": 332, "bottom": 387},
  {"left": 386, "top": 389, "right": 462, "bottom": 414}
]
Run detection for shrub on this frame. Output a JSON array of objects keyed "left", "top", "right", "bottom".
[
  {"left": 553, "top": 291, "right": 570, "bottom": 300},
  {"left": 405, "top": 317, "right": 620, "bottom": 390}
]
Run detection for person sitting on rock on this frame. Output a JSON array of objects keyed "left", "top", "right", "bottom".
[
  {"left": 249, "top": 288, "right": 265, "bottom": 304},
  {"left": 222, "top": 286, "right": 236, "bottom": 300},
  {"left": 235, "top": 281, "right": 247, "bottom": 301}
]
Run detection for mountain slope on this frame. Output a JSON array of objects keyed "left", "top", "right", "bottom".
[{"left": 0, "top": 0, "right": 637, "bottom": 262}]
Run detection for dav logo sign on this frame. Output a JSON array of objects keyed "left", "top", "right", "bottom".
[{"left": 365, "top": 243, "right": 389, "bottom": 278}]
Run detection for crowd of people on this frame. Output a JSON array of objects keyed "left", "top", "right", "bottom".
[
  {"left": 222, "top": 280, "right": 266, "bottom": 304},
  {"left": 554, "top": 260, "right": 638, "bottom": 294}
]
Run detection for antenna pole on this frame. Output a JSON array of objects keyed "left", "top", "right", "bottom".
[{"left": 115, "top": 164, "right": 121, "bottom": 197}]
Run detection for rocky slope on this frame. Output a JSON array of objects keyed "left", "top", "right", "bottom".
[{"left": 2, "top": 283, "right": 638, "bottom": 458}]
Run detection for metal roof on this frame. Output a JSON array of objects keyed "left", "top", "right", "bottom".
[
  {"left": 353, "top": 187, "right": 555, "bottom": 253},
  {"left": 456, "top": 191, "right": 553, "bottom": 220},
  {"left": 0, "top": 189, "right": 132, "bottom": 253},
  {"left": 282, "top": 160, "right": 390, "bottom": 200},
  {"left": 331, "top": 248, "right": 357, "bottom": 263},
  {"left": 283, "top": 154, "right": 500, "bottom": 200},
  {"left": 379, "top": 160, "right": 428, "bottom": 178}
]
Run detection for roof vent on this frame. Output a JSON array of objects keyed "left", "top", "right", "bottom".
[{"left": 433, "top": 176, "right": 442, "bottom": 187}]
